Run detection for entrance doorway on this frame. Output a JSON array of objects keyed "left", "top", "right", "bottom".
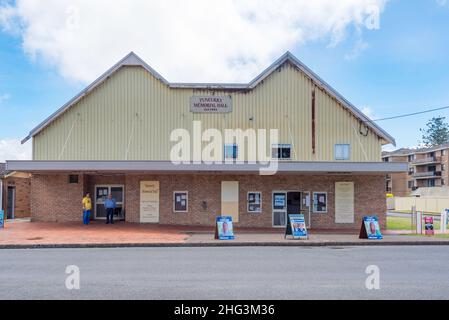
[
  {"left": 6, "top": 186, "right": 15, "bottom": 219},
  {"left": 272, "top": 191, "right": 311, "bottom": 228},
  {"left": 94, "top": 185, "right": 125, "bottom": 220}
]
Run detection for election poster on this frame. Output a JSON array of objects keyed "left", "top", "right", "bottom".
[
  {"left": 424, "top": 216, "right": 435, "bottom": 236},
  {"left": 359, "top": 216, "right": 383, "bottom": 240},
  {"left": 289, "top": 214, "right": 308, "bottom": 240},
  {"left": 215, "top": 216, "right": 235, "bottom": 240}
]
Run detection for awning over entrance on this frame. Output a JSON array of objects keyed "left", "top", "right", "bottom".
[{"left": 6, "top": 160, "right": 408, "bottom": 175}]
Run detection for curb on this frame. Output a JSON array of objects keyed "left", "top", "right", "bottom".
[{"left": 1, "top": 240, "right": 449, "bottom": 249}]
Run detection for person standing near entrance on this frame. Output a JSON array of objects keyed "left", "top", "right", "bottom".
[
  {"left": 104, "top": 193, "right": 116, "bottom": 224},
  {"left": 82, "top": 192, "right": 92, "bottom": 225}
]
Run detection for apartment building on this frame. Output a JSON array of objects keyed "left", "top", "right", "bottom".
[{"left": 382, "top": 143, "right": 449, "bottom": 196}]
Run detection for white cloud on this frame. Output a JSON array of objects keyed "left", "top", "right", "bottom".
[
  {"left": 0, "top": 93, "right": 10, "bottom": 103},
  {"left": 345, "top": 39, "right": 369, "bottom": 60},
  {"left": 361, "top": 106, "right": 376, "bottom": 119},
  {"left": 0, "top": 0, "right": 388, "bottom": 84},
  {"left": 436, "top": 0, "right": 448, "bottom": 7},
  {"left": 0, "top": 138, "right": 32, "bottom": 162}
]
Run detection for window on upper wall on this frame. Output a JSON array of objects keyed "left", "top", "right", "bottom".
[
  {"left": 408, "top": 155, "right": 415, "bottom": 162},
  {"left": 247, "top": 192, "right": 262, "bottom": 213},
  {"left": 224, "top": 144, "right": 238, "bottom": 160},
  {"left": 408, "top": 181, "right": 414, "bottom": 189},
  {"left": 442, "top": 179, "right": 445, "bottom": 186},
  {"left": 68, "top": 175, "right": 79, "bottom": 184},
  {"left": 272, "top": 144, "right": 292, "bottom": 160},
  {"left": 313, "top": 192, "right": 327, "bottom": 213},
  {"left": 442, "top": 150, "right": 446, "bottom": 156},
  {"left": 334, "top": 144, "right": 350, "bottom": 161},
  {"left": 442, "top": 164, "right": 445, "bottom": 172}
]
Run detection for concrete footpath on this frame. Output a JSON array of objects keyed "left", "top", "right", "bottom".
[{"left": 0, "top": 220, "right": 448, "bottom": 249}]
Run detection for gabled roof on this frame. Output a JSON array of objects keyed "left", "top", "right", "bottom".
[{"left": 22, "top": 51, "right": 395, "bottom": 145}]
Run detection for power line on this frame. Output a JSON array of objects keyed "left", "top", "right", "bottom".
[{"left": 365, "top": 106, "right": 449, "bottom": 123}]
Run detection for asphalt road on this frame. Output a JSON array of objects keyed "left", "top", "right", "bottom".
[{"left": 0, "top": 246, "right": 448, "bottom": 300}]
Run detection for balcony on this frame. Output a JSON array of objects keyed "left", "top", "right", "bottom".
[
  {"left": 411, "top": 156, "right": 441, "bottom": 166},
  {"left": 413, "top": 171, "right": 442, "bottom": 179}
]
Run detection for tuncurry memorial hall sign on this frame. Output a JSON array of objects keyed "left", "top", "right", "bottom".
[{"left": 190, "top": 96, "right": 232, "bottom": 113}]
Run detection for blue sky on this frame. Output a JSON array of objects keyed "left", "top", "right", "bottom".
[{"left": 0, "top": 0, "right": 448, "bottom": 160}]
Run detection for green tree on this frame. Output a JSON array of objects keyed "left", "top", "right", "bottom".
[{"left": 420, "top": 116, "right": 449, "bottom": 147}]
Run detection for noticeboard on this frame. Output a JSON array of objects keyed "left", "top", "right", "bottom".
[
  {"left": 215, "top": 216, "right": 235, "bottom": 240},
  {"left": 359, "top": 216, "right": 383, "bottom": 240}
]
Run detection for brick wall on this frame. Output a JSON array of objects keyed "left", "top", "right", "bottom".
[
  {"left": 124, "top": 174, "right": 386, "bottom": 230},
  {"left": 30, "top": 174, "right": 84, "bottom": 222},
  {"left": 30, "top": 173, "right": 386, "bottom": 230},
  {"left": 1, "top": 176, "right": 31, "bottom": 218}
]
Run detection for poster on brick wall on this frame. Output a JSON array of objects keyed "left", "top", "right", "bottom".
[
  {"left": 335, "top": 182, "right": 354, "bottom": 223},
  {"left": 140, "top": 181, "right": 160, "bottom": 223}
]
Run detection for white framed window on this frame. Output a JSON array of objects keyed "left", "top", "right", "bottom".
[
  {"left": 272, "top": 144, "right": 292, "bottom": 160},
  {"left": 313, "top": 192, "right": 327, "bottom": 213},
  {"left": 173, "top": 191, "right": 188, "bottom": 213},
  {"left": 247, "top": 192, "right": 262, "bottom": 213},
  {"left": 224, "top": 144, "right": 238, "bottom": 160},
  {"left": 334, "top": 144, "right": 350, "bottom": 160}
]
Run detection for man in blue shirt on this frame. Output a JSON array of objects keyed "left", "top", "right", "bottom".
[{"left": 104, "top": 193, "right": 116, "bottom": 224}]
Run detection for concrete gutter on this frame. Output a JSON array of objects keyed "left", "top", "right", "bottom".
[{"left": 2, "top": 240, "right": 449, "bottom": 249}]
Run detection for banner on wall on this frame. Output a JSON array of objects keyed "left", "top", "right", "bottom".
[
  {"left": 215, "top": 216, "right": 235, "bottom": 240},
  {"left": 140, "top": 181, "right": 160, "bottom": 223},
  {"left": 0, "top": 210, "right": 4, "bottom": 229},
  {"left": 359, "top": 216, "right": 383, "bottom": 240}
]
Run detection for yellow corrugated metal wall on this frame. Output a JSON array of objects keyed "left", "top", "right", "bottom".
[{"left": 32, "top": 63, "right": 384, "bottom": 161}]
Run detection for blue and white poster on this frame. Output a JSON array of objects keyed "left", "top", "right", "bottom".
[
  {"left": 0, "top": 210, "right": 4, "bottom": 229},
  {"left": 363, "top": 216, "right": 383, "bottom": 240},
  {"left": 289, "top": 214, "right": 308, "bottom": 239},
  {"left": 216, "top": 216, "right": 235, "bottom": 240},
  {"left": 274, "top": 195, "right": 285, "bottom": 207}
]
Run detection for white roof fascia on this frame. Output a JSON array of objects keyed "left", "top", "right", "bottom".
[{"left": 6, "top": 160, "right": 408, "bottom": 174}]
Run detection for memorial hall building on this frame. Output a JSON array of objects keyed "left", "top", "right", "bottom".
[{"left": 6, "top": 52, "right": 406, "bottom": 229}]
